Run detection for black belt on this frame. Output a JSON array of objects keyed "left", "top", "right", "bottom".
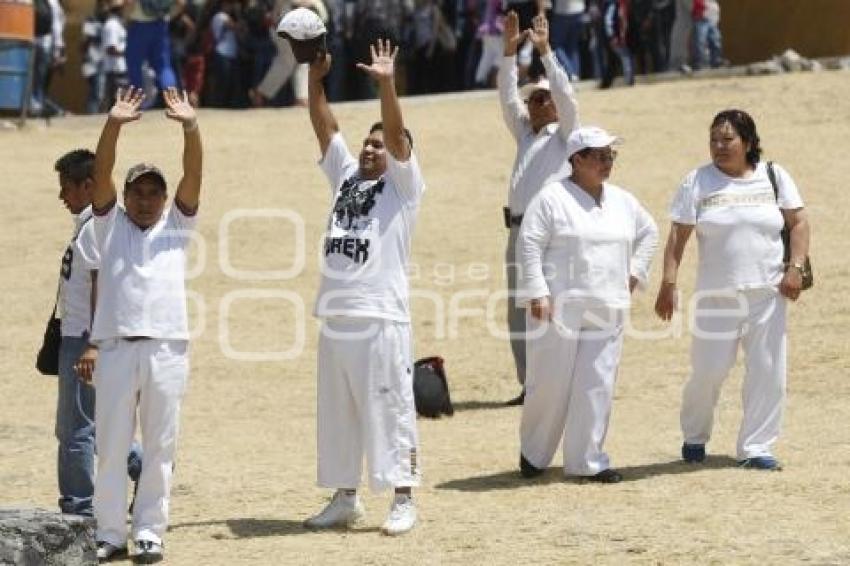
[
  {"left": 123, "top": 336, "right": 152, "bottom": 342},
  {"left": 503, "top": 207, "right": 523, "bottom": 228}
]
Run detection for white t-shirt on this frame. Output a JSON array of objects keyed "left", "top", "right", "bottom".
[
  {"left": 59, "top": 207, "right": 95, "bottom": 337},
  {"left": 669, "top": 161, "right": 803, "bottom": 292},
  {"left": 212, "top": 12, "right": 237, "bottom": 59},
  {"left": 314, "top": 133, "right": 425, "bottom": 322},
  {"left": 554, "top": 0, "right": 586, "bottom": 15},
  {"left": 81, "top": 18, "right": 103, "bottom": 78},
  {"left": 102, "top": 15, "right": 127, "bottom": 74},
  {"left": 90, "top": 203, "right": 197, "bottom": 341},
  {"left": 518, "top": 179, "right": 659, "bottom": 310}
]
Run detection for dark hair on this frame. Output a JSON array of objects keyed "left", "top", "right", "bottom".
[
  {"left": 568, "top": 147, "right": 594, "bottom": 165},
  {"left": 369, "top": 122, "right": 414, "bottom": 149},
  {"left": 710, "top": 109, "right": 762, "bottom": 166},
  {"left": 54, "top": 149, "right": 95, "bottom": 184}
]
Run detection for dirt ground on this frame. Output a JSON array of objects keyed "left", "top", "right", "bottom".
[{"left": 2, "top": 70, "right": 850, "bottom": 565}]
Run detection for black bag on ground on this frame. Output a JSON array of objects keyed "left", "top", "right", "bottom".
[{"left": 413, "top": 356, "right": 454, "bottom": 419}]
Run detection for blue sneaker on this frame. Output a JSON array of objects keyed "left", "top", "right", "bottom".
[
  {"left": 682, "top": 443, "right": 706, "bottom": 463},
  {"left": 738, "top": 456, "right": 782, "bottom": 471}
]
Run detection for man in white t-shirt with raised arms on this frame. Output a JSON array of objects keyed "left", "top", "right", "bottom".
[
  {"left": 302, "top": 38, "right": 424, "bottom": 536},
  {"left": 85, "top": 85, "right": 201, "bottom": 564}
]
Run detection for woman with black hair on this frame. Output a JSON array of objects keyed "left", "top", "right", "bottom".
[{"left": 654, "top": 109, "right": 810, "bottom": 471}]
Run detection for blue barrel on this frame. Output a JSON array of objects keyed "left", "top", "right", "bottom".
[{"left": 0, "top": 40, "right": 33, "bottom": 110}]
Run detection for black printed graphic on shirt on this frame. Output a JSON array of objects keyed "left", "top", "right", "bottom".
[
  {"left": 324, "top": 176, "right": 385, "bottom": 264},
  {"left": 61, "top": 246, "right": 73, "bottom": 280}
]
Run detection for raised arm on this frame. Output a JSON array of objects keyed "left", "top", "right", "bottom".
[
  {"left": 164, "top": 88, "right": 202, "bottom": 211},
  {"left": 93, "top": 87, "right": 145, "bottom": 211},
  {"left": 497, "top": 10, "right": 530, "bottom": 141},
  {"left": 357, "top": 39, "right": 410, "bottom": 161},
  {"left": 528, "top": 14, "right": 579, "bottom": 138},
  {"left": 654, "top": 222, "right": 694, "bottom": 320},
  {"left": 308, "top": 54, "right": 340, "bottom": 157}
]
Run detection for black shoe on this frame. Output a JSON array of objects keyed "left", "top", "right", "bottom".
[
  {"left": 519, "top": 454, "right": 544, "bottom": 478},
  {"left": 682, "top": 443, "right": 706, "bottom": 463},
  {"left": 505, "top": 389, "right": 525, "bottom": 406},
  {"left": 587, "top": 469, "right": 622, "bottom": 483}
]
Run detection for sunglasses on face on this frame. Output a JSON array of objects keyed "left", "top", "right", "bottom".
[{"left": 583, "top": 148, "right": 618, "bottom": 163}]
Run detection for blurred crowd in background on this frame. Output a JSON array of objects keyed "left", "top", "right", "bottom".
[{"left": 30, "top": 0, "right": 725, "bottom": 115}]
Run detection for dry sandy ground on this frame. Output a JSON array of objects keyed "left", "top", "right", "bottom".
[{"left": 2, "top": 70, "right": 850, "bottom": 565}]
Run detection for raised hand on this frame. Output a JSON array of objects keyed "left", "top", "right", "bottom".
[
  {"left": 163, "top": 87, "right": 197, "bottom": 128},
  {"left": 309, "top": 52, "right": 332, "bottom": 82},
  {"left": 503, "top": 11, "right": 528, "bottom": 56},
  {"left": 108, "top": 86, "right": 145, "bottom": 124},
  {"left": 356, "top": 39, "right": 398, "bottom": 82},
  {"left": 528, "top": 14, "right": 550, "bottom": 54}
]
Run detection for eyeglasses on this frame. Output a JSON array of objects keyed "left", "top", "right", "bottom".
[
  {"left": 525, "top": 90, "right": 551, "bottom": 105},
  {"left": 583, "top": 148, "right": 618, "bottom": 163}
]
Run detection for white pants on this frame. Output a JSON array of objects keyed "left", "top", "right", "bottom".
[
  {"left": 475, "top": 35, "right": 502, "bottom": 84},
  {"left": 317, "top": 318, "right": 420, "bottom": 492},
  {"left": 520, "top": 307, "right": 625, "bottom": 476},
  {"left": 94, "top": 338, "right": 188, "bottom": 546},
  {"left": 669, "top": 0, "right": 694, "bottom": 69},
  {"left": 681, "top": 288, "right": 786, "bottom": 460}
]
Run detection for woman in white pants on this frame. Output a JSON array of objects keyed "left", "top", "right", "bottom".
[
  {"left": 655, "top": 109, "right": 811, "bottom": 470},
  {"left": 517, "top": 126, "right": 658, "bottom": 483}
]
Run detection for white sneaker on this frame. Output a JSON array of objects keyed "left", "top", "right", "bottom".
[
  {"left": 132, "top": 539, "right": 163, "bottom": 564},
  {"left": 380, "top": 494, "right": 417, "bottom": 536},
  {"left": 95, "top": 541, "right": 127, "bottom": 562},
  {"left": 303, "top": 490, "right": 364, "bottom": 529}
]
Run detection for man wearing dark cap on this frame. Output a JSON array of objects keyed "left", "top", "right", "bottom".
[
  {"left": 499, "top": 10, "right": 579, "bottom": 405},
  {"left": 81, "top": 86, "right": 202, "bottom": 564}
]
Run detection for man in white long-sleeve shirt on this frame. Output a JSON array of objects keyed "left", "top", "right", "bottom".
[
  {"left": 516, "top": 126, "right": 658, "bottom": 482},
  {"left": 498, "top": 10, "right": 579, "bottom": 405}
]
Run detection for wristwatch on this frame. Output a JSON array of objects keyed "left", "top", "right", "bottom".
[{"left": 787, "top": 261, "right": 808, "bottom": 276}]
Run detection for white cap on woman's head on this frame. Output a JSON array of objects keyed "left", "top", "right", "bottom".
[{"left": 566, "top": 126, "right": 620, "bottom": 158}]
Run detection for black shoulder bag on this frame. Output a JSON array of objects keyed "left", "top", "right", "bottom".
[
  {"left": 766, "top": 161, "right": 813, "bottom": 290},
  {"left": 36, "top": 284, "right": 61, "bottom": 375}
]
